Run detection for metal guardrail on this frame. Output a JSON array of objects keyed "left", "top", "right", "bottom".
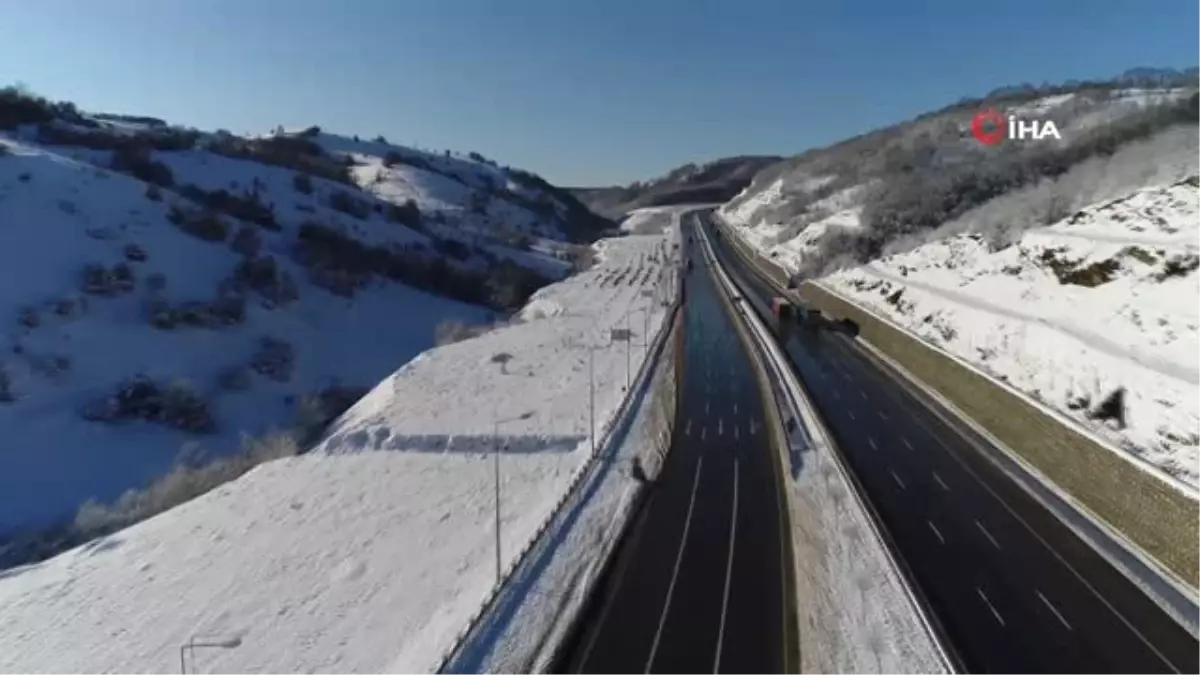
[{"left": 433, "top": 258, "right": 685, "bottom": 673}]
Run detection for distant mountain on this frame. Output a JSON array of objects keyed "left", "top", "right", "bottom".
[{"left": 571, "top": 155, "right": 782, "bottom": 218}]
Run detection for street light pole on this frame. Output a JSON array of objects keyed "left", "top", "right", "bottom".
[
  {"left": 490, "top": 411, "right": 533, "bottom": 585},
  {"left": 625, "top": 312, "right": 631, "bottom": 391},
  {"left": 492, "top": 420, "right": 501, "bottom": 584},
  {"left": 589, "top": 348, "right": 595, "bottom": 456}
]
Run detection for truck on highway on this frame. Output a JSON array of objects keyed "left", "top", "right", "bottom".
[{"left": 771, "top": 296, "right": 796, "bottom": 340}]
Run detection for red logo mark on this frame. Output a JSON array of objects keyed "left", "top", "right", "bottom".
[{"left": 971, "top": 110, "right": 1006, "bottom": 146}]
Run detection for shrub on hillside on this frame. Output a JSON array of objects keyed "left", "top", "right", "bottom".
[
  {"left": 250, "top": 336, "right": 295, "bottom": 382},
  {"left": 434, "top": 320, "right": 490, "bottom": 346},
  {"left": 178, "top": 183, "right": 278, "bottom": 230},
  {"left": 328, "top": 189, "right": 372, "bottom": 220},
  {"left": 80, "top": 262, "right": 136, "bottom": 296},
  {"left": 227, "top": 255, "right": 300, "bottom": 307},
  {"left": 386, "top": 198, "right": 421, "bottom": 226},
  {"left": 209, "top": 135, "right": 355, "bottom": 187},
  {"left": 0, "top": 86, "right": 86, "bottom": 129},
  {"left": 292, "top": 172, "right": 314, "bottom": 195},
  {"left": 82, "top": 376, "right": 216, "bottom": 433},
  {"left": 171, "top": 207, "right": 229, "bottom": 243},
  {"left": 72, "top": 430, "right": 300, "bottom": 540},
  {"left": 111, "top": 143, "right": 174, "bottom": 187},
  {"left": 229, "top": 225, "right": 262, "bottom": 257},
  {"left": 123, "top": 243, "right": 149, "bottom": 262},
  {"left": 0, "top": 365, "right": 12, "bottom": 403},
  {"left": 486, "top": 260, "right": 552, "bottom": 311}
]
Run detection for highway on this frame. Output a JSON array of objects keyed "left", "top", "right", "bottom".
[
  {"left": 553, "top": 220, "right": 796, "bottom": 673},
  {"left": 698, "top": 211, "right": 1200, "bottom": 673}
]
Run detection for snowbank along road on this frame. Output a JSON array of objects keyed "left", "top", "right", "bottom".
[
  {"left": 553, "top": 218, "right": 796, "bottom": 673},
  {"left": 702, "top": 212, "right": 1199, "bottom": 673}
]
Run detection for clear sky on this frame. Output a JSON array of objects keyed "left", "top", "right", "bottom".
[{"left": 1, "top": 0, "right": 1196, "bottom": 186}]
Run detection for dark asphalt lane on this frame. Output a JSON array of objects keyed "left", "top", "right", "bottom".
[
  {"left": 554, "top": 223, "right": 794, "bottom": 674},
  {"left": 700, "top": 212, "right": 1200, "bottom": 674}
]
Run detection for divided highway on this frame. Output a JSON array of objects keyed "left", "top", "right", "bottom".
[
  {"left": 699, "top": 211, "right": 1199, "bottom": 673},
  {"left": 554, "top": 221, "right": 796, "bottom": 673}
]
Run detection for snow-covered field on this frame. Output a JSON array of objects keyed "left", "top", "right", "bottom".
[
  {"left": 823, "top": 177, "right": 1200, "bottom": 487},
  {"left": 0, "top": 116, "right": 587, "bottom": 535},
  {"left": 0, "top": 226, "right": 679, "bottom": 673}
]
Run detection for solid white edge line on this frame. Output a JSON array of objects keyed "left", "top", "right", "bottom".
[
  {"left": 645, "top": 456, "right": 705, "bottom": 672},
  {"left": 714, "top": 459, "right": 740, "bottom": 673}
]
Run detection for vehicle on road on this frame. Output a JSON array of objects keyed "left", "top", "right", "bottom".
[{"left": 771, "top": 296, "right": 795, "bottom": 339}]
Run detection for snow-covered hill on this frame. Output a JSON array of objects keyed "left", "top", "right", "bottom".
[
  {"left": 0, "top": 225, "right": 678, "bottom": 673},
  {"left": 719, "top": 80, "right": 1198, "bottom": 280},
  {"left": 822, "top": 177, "right": 1200, "bottom": 486},
  {"left": 0, "top": 93, "right": 609, "bottom": 536}
]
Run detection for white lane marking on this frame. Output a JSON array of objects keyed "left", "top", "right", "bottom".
[
  {"left": 701, "top": 427, "right": 707, "bottom": 441},
  {"left": 646, "top": 457, "right": 705, "bottom": 671},
  {"left": 832, "top": 390, "right": 840, "bottom": 400},
  {"left": 975, "top": 519, "right": 1001, "bottom": 550},
  {"left": 718, "top": 418, "right": 724, "bottom": 436},
  {"left": 750, "top": 419, "right": 757, "bottom": 435},
  {"left": 878, "top": 410, "right": 888, "bottom": 421},
  {"left": 847, "top": 410, "right": 855, "bottom": 421},
  {"left": 932, "top": 471, "right": 950, "bottom": 492},
  {"left": 706, "top": 400, "right": 710, "bottom": 415},
  {"left": 897, "top": 411, "right": 1181, "bottom": 671},
  {"left": 714, "top": 459, "right": 739, "bottom": 672},
  {"left": 734, "top": 425, "right": 739, "bottom": 440},
  {"left": 890, "top": 469, "right": 906, "bottom": 490},
  {"left": 1037, "top": 590, "right": 1073, "bottom": 631},
  {"left": 927, "top": 520, "right": 945, "bottom": 544},
  {"left": 685, "top": 419, "right": 692, "bottom": 437},
  {"left": 859, "top": 390, "right": 868, "bottom": 401},
  {"left": 733, "top": 403, "right": 738, "bottom": 415},
  {"left": 842, "top": 371, "right": 851, "bottom": 382},
  {"left": 977, "top": 587, "right": 1006, "bottom": 627},
  {"left": 868, "top": 437, "right": 878, "bottom": 451},
  {"left": 902, "top": 437, "right": 913, "bottom": 450}
]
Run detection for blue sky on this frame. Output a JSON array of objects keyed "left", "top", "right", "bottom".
[{"left": 2, "top": 0, "right": 1196, "bottom": 186}]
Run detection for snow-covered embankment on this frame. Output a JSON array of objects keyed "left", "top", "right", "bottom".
[{"left": 0, "top": 225, "right": 681, "bottom": 673}]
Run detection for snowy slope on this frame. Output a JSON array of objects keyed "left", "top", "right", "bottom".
[
  {"left": 0, "top": 228, "right": 678, "bottom": 673},
  {"left": 719, "top": 84, "right": 1197, "bottom": 278},
  {"left": 0, "top": 104, "right": 603, "bottom": 536},
  {"left": 823, "top": 178, "right": 1200, "bottom": 486}
]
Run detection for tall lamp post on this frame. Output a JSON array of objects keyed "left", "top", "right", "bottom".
[{"left": 492, "top": 410, "right": 534, "bottom": 584}]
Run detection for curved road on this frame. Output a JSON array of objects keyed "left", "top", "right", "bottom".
[
  {"left": 553, "top": 223, "right": 796, "bottom": 673},
  {"left": 700, "top": 211, "right": 1199, "bottom": 674}
]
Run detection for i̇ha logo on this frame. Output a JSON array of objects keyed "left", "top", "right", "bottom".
[{"left": 971, "top": 110, "right": 1062, "bottom": 146}]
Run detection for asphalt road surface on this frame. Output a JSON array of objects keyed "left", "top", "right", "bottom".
[
  {"left": 699, "top": 211, "right": 1199, "bottom": 674},
  {"left": 554, "top": 222, "right": 796, "bottom": 674}
]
